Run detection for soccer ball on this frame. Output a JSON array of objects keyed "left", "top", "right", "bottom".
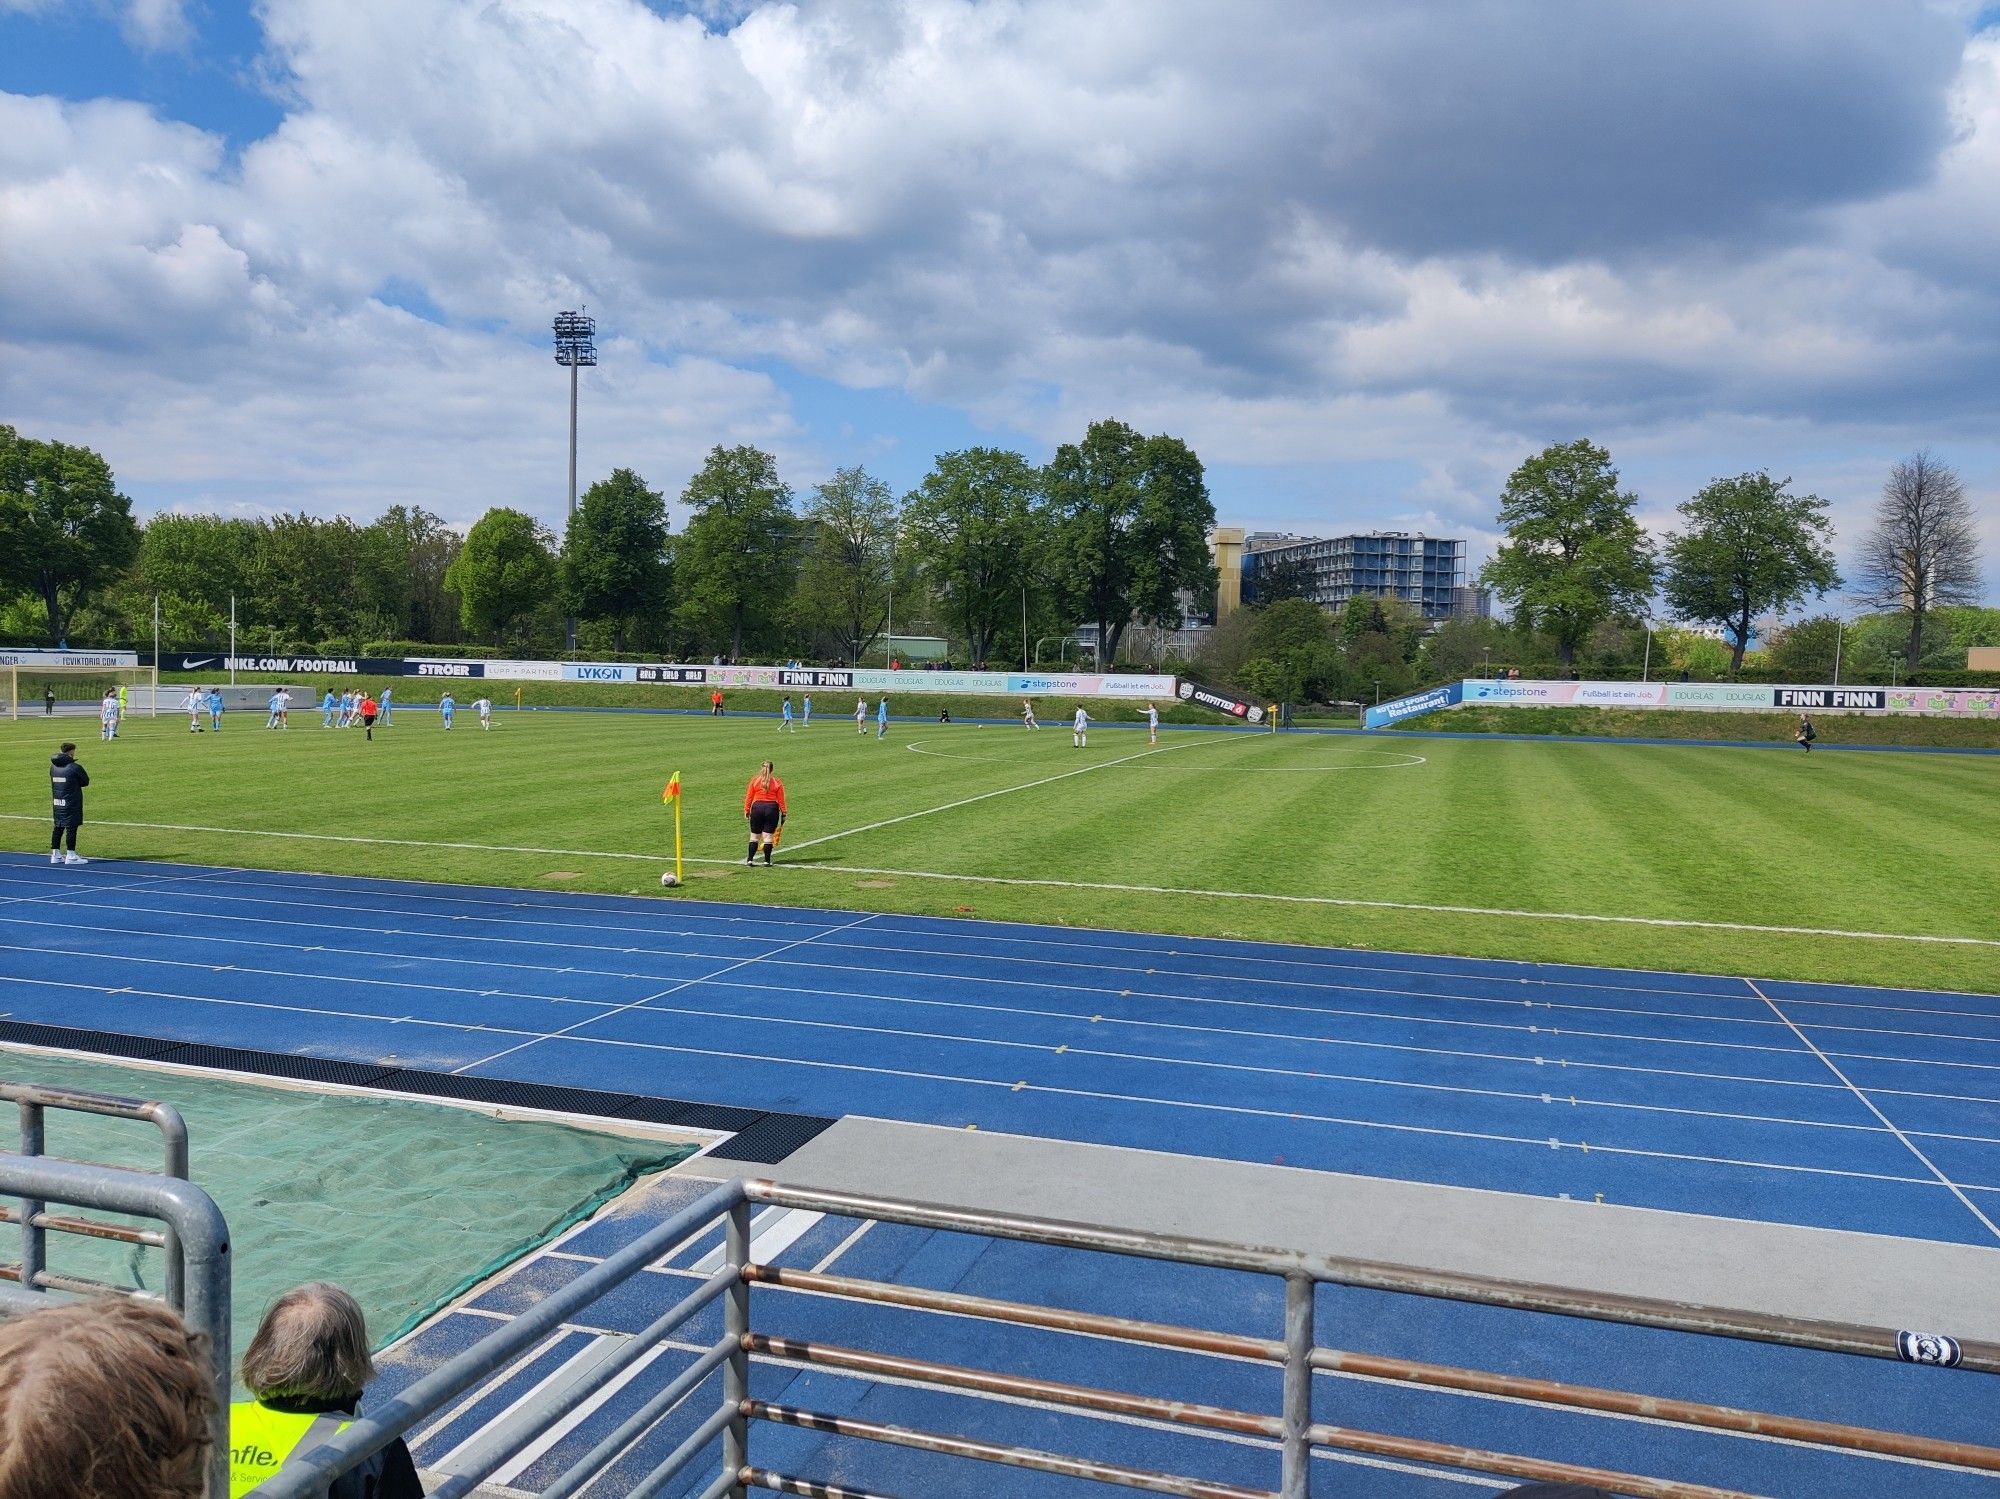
[{"left": 660, "top": 871, "right": 680, "bottom": 888}]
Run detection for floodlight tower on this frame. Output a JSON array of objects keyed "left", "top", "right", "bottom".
[{"left": 553, "top": 309, "right": 597, "bottom": 653}]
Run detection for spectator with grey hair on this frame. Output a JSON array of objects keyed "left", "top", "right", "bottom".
[
  {"left": 0, "top": 1295, "right": 215, "bottom": 1499},
  {"left": 231, "top": 1283, "right": 423, "bottom": 1498}
]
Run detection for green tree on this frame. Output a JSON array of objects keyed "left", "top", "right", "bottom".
[
  {"left": 1045, "top": 419, "right": 1216, "bottom": 665},
  {"left": 133, "top": 514, "right": 256, "bottom": 645},
  {"left": 0, "top": 425, "right": 141, "bottom": 643},
  {"left": 903, "top": 448, "right": 1044, "bottom": 666},
  {"left": 1249, "top": 554, "right": 1316, "bottom": 605},
  {"left": 242, "top": 514, "right": 367, "bottom": 646},
  {"left": 1479, "top": 440, "right": 1658, "bottom": 670},
  {"left": 561, "top": 469, "right": 671, "bottom": 652},
  {"left": 790, "top": 467, "right": 902, "bottom": 664},
  {"left": 445, "top": 508, "right": 557, "bottom": 645},
  {"left": 674, "top": 446, "right": 796, "bottom": 659},
  {"left": 1663, "top": 473, "right": 1840, "bottom": 673},
  {"left": 369, "top": 505, "right": 463, "bottom": 644},
  {"left": 1248, "top": 598, "right": 1343, "bottom": 701},
  {"left": 1420, "top": 615, "right": 1512, "bottom": 680},
  {"left": 1766, "top": 615, "right": 1845, "bottom": 681}
]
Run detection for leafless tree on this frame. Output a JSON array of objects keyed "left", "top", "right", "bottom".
[{"left": 1856, "top": 452, "right": 1982, "bottom": 670}]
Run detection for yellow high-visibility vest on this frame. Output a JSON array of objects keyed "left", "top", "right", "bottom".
[{"left": 228, "top": 1402, "right": 350, "bottom": 1497}]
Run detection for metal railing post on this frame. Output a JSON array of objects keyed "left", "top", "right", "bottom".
[
  {"left": 723, "top": 1198, "right": 753, "bottom": 1498},
  {"left": 16, "top": 1101, "right": 45, "bottom": 1298},
  {"left": 154, "top": 1101, "right": 190, "bottom": 1308},
  {"left": 1280, "top": 1274, "right": 1313, "bottom": 1499}
]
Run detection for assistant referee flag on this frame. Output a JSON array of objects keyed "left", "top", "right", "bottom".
[{"left": 663, "top": 772, "right": 681, "bottom": 801}]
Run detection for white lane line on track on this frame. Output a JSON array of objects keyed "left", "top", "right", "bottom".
[
  {"left": 0, "top": 906, "right": 1875, "bottom": 1063},
  {"left": 18, "top": 866, "right": 2000, "bottom": 1040},
  {"left": 447, "top": 910, "right": 880, "bottom": 1075},
  {"left": 19, "top": 864, "right": 1997, "bottom": 1027},
  {"left": 782, "top": 736, "right": 1214, "bottom": 851},
  {"left": 11, "top": 906, "right": 2000, "bottom": 1092},
  {"left": 0, "top": 866, "right": 234, "bottom": 908},
  {"left": 0, "top": 970, "right": 1976, "bottom": 1193},
  {"left": 23, "top": 855, "right": 1976, "bottom": 1011},
  {"left": 1746, "top": 977, "right": 2000, "bottom": 1244},
  {"left": 4, "top": 816, "right": 1993, "bottom": 948}
]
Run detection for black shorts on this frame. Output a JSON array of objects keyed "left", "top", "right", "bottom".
[
  {"left": 748, "top": 801, "right": 782, "bottom": 835},
  {"left": 363, "top": 713, "right": 377, "bottom": 727}
]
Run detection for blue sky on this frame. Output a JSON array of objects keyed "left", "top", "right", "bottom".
[{"left": 3, "top": 0, "right": 1997, "bottom": 606}]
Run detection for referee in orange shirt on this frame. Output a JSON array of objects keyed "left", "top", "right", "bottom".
[{"left": 743, "top": 760, "right": 787, "bottom": 865}]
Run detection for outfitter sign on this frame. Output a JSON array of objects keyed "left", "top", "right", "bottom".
[{"left": 1177, "top": 679, "right": 1266, "bottom": 724}]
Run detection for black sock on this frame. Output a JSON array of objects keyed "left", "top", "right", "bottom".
[{"left": 748, "top": 841, "right": 758, "bottom": 860}]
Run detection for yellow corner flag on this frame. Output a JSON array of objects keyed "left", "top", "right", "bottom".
[{"left": 663, "top": 772, "right": 683, "bottom": 885}]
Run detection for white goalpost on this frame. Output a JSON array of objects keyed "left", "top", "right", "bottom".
[{"left": 2, "top": 663, "right": 159, "bottom": 721}]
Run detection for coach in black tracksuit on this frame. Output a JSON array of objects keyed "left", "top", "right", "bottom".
[{"left": 49, "top": 742, "right": 88, "bottom": 865}]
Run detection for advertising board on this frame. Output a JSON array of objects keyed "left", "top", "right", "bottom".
[
  {"left": 1175, "top": 679, "right": 1267, "bottom": 723},
  {"left": 0, "top": 649, "right": 139, "bottom": 669},
  {"left": 1363, "top": 681, "right": 1463, "bottom": 728}
]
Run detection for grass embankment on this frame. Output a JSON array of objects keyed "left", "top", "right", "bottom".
[
  {"left": 4, "top": 712, "right": 1995, "bottom": 993},
  {"left": 1392, "top": 705, "right": 2000, "bottom": 749}
]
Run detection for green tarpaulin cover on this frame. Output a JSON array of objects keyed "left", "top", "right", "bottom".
[{"left": 0, "top": 1051, "right": 691, "bottom": 1387}]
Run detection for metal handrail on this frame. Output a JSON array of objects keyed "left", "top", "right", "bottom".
[
  {"left": 249, "top": 1175, "right": 2000, "bottom": 1499},
  {"left": 0, "top": 1152, "right": 232, "bottom": 1499},
  {"left": 2, "top": 1079, "right": 192, "bottom": 1306}
]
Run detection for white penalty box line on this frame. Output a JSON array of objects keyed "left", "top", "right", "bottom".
[{"left": 2, "top": 813, "right": 1996, "bottom": 950}]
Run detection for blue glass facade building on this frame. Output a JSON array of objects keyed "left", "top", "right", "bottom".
[{"left": 1241, "top": 532, "right": 1467, "bottom": 620}]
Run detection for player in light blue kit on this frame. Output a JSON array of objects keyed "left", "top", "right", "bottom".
[
  {"left": 801, "top": 694, "right": 812, "bottom": 728},
  {"left": 876, "top": 697, "right": 889, "bottom": 738},
  {"left": 207, "top": 687, "right": 224, "bottom": 732},
  {"left": 439, "top": 691, "right": 456, "bottom": 730},
  {"left": 266, "top": 690, "right": 284, "bottom": 729},
  {"left": 779, "top": 696, "right": 795, "bottom": 732},
  {"left": 378, "top": 685, "right": 393, "bottom": 726},
  {"left": 322, "top": 689, "right": 337, "bottom": 727}
]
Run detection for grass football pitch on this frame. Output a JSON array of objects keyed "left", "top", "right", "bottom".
[{"left": 3, "top": 706, "right": 1994, "bottom": 993}]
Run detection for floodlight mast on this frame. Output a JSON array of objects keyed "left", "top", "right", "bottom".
[{"left": 553, "top": 309, "right": 597, "bottom": 653}]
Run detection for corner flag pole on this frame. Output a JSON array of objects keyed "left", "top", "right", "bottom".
[{"left": 663, "top": 771, "right": 683, "bottom": 884}]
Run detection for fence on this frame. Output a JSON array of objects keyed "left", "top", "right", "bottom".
[
  {"left": 0, "top": 1080, "right": 233, "bottom": 1499},
  {"left": 251, "top": 1176, "right": 2000, "bottom": 1499}
]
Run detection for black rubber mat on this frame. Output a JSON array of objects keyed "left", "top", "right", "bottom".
[
  {"left": 703, "top": 1112, "right": 837, "bottom": 1163},
  {"left": 0, "top": 1020, "right": 177, "bottom": 1060},
  {"left": 0, "top": 1024, "right": 839, "bottom": 1165}
]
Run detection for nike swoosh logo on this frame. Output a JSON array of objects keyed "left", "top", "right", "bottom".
[{"left": 180, "top": 657, "right": 218, "bottom": 670}]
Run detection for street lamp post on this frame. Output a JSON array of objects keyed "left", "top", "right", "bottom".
[
  {"left": 553, "top": 309, "right": 598, "bottom": 654},
  {"left": 1832, "top": 616, "right": 1844, "bottom": 685}
]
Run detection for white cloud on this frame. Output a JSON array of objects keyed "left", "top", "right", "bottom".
[{"left": 1, "top": 0, "right": 1997, "bottom": 595}]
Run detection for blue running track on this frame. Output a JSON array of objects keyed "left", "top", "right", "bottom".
[
  {"left": 2, "top": 853, "right": 1997, "bottom": 1248},
  {"left": 5, "top": 852, "right": 1999, "bottom": 1496}
]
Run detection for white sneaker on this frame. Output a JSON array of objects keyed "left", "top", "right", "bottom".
[
  {"left": 50, "top": 850, "right": 61, "bottom": 864},
  {"left": 63, "top": 853, "right": 89, "bottom": 865}
]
